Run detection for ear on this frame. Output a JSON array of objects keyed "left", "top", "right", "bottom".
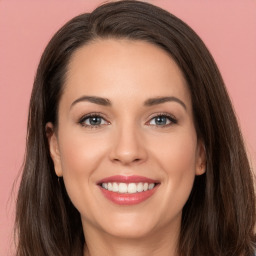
[
  {"left": 46, "top": 122, "right": 63, "bottom": 177},
  {"left": 195, "top": 140, "right": 206, "bottom": 176}
]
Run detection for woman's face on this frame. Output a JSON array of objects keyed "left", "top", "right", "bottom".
[{"left": 48, "top": 39, "right": 205, "bottom": 240}]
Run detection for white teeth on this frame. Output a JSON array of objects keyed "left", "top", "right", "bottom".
[
  {"left": 127, "top": 183, "right": 137, "bottom": 193},
  {"left": 108, "top": 182, "right": 113, "bottom": 191},
  {"left": 137, "top": 182, "right": 144, "bottom": 192},
  {"left": 119, "top": 183, "right": 128, "bottom": 193},
  {"left": 112, "top": 182, "right": 119, "bottom": 192},
  {"left": 101, "top": 182, "right": 156, "bottom": 193},
  {"left": 143, "top": 183, "right": 148, "bottom": 191},
  {"left": 148, "top": 183, "right": 154, "bottom": 190}
]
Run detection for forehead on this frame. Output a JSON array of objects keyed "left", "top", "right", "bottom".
[{"left": 62, "top": 38, "right": 191, "bottom": 108}]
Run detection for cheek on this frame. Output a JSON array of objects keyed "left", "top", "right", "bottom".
[
  {"left": 151, "top": 128, "right": 198, "bottom": 214},
  {"left": 153, "top": 127, "right": 198, "bottom": 173},
  {"left": 57, "top": 129, "right": 109, "bottom": 211},
  {"left": 58, "top": 127, "right": 109, "bottom": 174}
]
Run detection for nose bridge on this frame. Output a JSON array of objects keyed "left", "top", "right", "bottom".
[{"left": 109, "top": 118, "right": 147, "bottom": 165}]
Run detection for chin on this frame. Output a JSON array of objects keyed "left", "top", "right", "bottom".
[
  {"left": 99, "top": 211, "right": 161, "bottom": 239},
  {"left": 107, "top": 224, "right": 155, "bottom": 239}
]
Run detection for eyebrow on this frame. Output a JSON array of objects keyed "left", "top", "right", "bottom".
[
  {"left": 70, "top": 95, "right": 186, "bottom": 110},
  {"left": 70, "top": 96, "right": 111, "bottom": 109},
  {"left": 144, "top": 96, "right": 187, "bottom": 110}
]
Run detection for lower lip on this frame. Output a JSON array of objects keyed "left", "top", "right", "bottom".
[{"left": 99, "top": 185, "right": 159, "bottom": 205}]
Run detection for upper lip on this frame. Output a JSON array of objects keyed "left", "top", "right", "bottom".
[{"left": 97, "top": 175, "right": 160, "bottom": 185}]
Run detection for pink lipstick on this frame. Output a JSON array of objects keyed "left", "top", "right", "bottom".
[{"left": 97, "top": 175, "right": 160, "bottom": 205}]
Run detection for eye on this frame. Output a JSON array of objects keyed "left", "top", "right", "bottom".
[
  {"left": 147, "top": 114, "right": 177, "bottom": 127},
  {"left": 79, "top": 113, "right": 109, "bottom": 128}
]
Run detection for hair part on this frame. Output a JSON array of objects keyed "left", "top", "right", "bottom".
[{"left": 15, "top": 1, "right": 255, "bottom": 255}]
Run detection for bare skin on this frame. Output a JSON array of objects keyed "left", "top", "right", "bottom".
[{"left": 47, "top": 39, "right": 205, "bottom": 256}]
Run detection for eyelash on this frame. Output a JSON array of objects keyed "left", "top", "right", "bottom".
[
  {"left": 146, "top": 113, "right": 178, "bottom": 127},
  {"left": 78, "top": 112, "right": 178, "bottom": 129},
  {"left": 78, "top": 112, "right": 109, "bottom": 129}
]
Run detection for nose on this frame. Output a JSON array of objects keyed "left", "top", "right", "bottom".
[{"left": 109, "top": 124, "right": 148, "bottom": 166}]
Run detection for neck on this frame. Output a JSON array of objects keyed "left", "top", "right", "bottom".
[{"left": 83, "top": 220, "right": 180, "bottom": 256}]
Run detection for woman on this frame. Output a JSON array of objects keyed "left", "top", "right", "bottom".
[{"left": 15, "top": 1, "right": 255, "bottom": 255}]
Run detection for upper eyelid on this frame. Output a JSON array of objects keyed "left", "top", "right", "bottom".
[
  {"left": 79, "top": 112, "right": 108, "bottom": 121},
  {"left": 78, "top": 113, "right": 109, "bottom": 128},
  {"left": 150, "top": 112, "right": 175, "bottom": 118},
  {"left": 147, "top": 112, "right": 177, "bottom": 121},
  {"left": 78, "top": 112, "right": 177, "bottom": 125}
]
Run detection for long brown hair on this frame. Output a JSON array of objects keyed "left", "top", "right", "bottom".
[{"left": 15, "top": 1, "right": 255, "bottom": 255}]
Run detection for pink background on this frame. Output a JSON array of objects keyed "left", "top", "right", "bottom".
[{"left": 0, "top": 1, "right": 255, "bottom": 255}]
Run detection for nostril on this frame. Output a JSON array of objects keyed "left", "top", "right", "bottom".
[{"left": 112, "top": 157, "right": 143, "bottom": 164}]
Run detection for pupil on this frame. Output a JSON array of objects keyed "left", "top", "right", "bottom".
[
  {"left": 90, "top": 117, "right": 101, "bottom": 125},
  {"left": 156, "top": 116, "right": 166, "bottom": 125}
]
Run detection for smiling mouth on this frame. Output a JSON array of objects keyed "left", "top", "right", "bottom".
[
  {"left": 97, "top": 175, "right": 160, "bottom": 205},
  {"left": 100, "top": 182, "right": 158, "bottom": 194}
]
